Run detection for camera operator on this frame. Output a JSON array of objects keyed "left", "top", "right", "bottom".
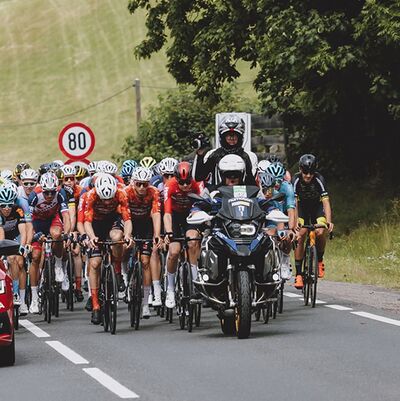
[{"left": 192, "top": 114, "right": 258, "bottom": 186}]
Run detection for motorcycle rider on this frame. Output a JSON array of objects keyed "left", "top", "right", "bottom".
[{"left": 192, "top": 114, "right": 258, "bottom": 186}]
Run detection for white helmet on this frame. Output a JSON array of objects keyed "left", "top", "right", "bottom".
[
  {"left": 20, "top": 168, "right": 39, "bottom": 182},
  {"left": 88, "top": 161, "right": 98, "bottom": 174},
  {"left": 53, "top": 160, "right": 64, "bottom": 167},
  {"left": 40, "top": 172, "right": 59, "bottom": 191},
  {"left": 94, "top": 173, "right": 117, "bottom": 199},
  {"left": 0, "top": 170, "right": 13, "bottom": 181},
  {"left": 218, "top": 155, "right": 246, "bottom": 182},
  {"left": 159, "top": 158, "right": 179, "bottom": 175},
  {"left": 61, "top": 165, "right": 76, "bottom": 177},
  {"left": 257, "top": 159, "right": 271, "bottom": 173},
  {"left": 131, "top": 167, "right": 153, "bottom": 182},
  {"left": 97, "top": 160, "right": 118, "bottom": 175}
]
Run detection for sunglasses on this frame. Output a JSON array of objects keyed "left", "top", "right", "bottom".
[
  {"left": 135, "top": 182, "right": 149, "bottom": 188},
  {"left": 163, "top": 174, "right": 173, "bottom": 179},
  {"left": 0, "top": 203, "right": 14, "bottom": 209},
  {"left": 43, "top": 190, "right": 56, "bottom": 197},
  {"left": 178, "top": 179, "right": 191, "bottom": 186},
  {"left": 64, "top": 176, "right": 75, "bottom": 181},
  {"left": 23, "top": 181, "right": 36, "bottom": 187}
]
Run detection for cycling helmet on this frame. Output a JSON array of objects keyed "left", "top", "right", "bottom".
[
  {"left": 20, "top": 168, "right": 39, "bottom": 182},
  {"left": 0, "top": 170, "right": 13, "bottom": 182},
  {"left": 97, "top": 161, "right": 117, "bottom": 175},
  {"left": 299, "top": 154, "right": 317, "bottom": 173},
  {"left": 152, "top": 163, "right": 161, "bottom": 176},
  {"left": 121, "top": 160, "right": 138, "bottom": 179},
  {"left": 131, "top": 167, "right": 153, "bottom": 182},
  {"left": 39, "top": 163, "right": 51, "bottom": 176},
  {"left": 174, "top": 161, "right": 192, "bottom": 182},
  {"left": 53, "top": 160, "right": 64, "bottom": 167},
  {"left": 257, "top": 159, "right": 271, "bottom": 173},
  {"left": 218, "top": 154, "right": 246, "bottom": 182},
  {"left": 159, "top": 158, "right": 179, "bottom": 175},
  {"left": 75, "top": 165, "right": 88, "bottom": 180},
  {"left": 218, "top": 114, "right": 245, "bottom": 150},
  {"left": 140, "top": 156, "right": 157, "bottom": 169},
  {"left": 259, "top": 172, "right": 276, "bottom": 189},
  {"left": 94, "top": 173, "right": 117, "bottom": 200},
  {"left": 40, "top": 172, "right": 59, "bottom": 191},
  {"left": 61, "top": 165, "right": 76, "bottom": 177},
  {"left": 0, "top": 183, "right": 17, "bottom": 204},
  {"left": 88, "top": 161, "right": 98, "bottom": 175},
  {"left": 266, "top": 162, "right": 286, "bottom": 181},
  {"left": 267, "top": 154, "right": 281, "bottom": 164},
  {"left": 14, "top": 162, "right": 31, "bottom": 179}
]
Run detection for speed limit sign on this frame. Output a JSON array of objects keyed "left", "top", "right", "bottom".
[{"left": 58, "top": 122, "right": 95, "bottom": 160}]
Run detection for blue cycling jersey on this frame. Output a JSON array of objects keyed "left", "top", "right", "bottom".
[{"left": 274, "top": 181, "right": 295, "bottom": 213}]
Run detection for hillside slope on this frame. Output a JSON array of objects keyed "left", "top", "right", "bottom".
[{"left": 0, "top": 0, "right": 256, "bottom": 168}]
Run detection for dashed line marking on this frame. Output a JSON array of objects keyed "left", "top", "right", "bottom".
[
  {"left": 315, "top": 300, "right": 327, "bottom": 304},
  {"left": 351, "top": 311, "right": 400, "bottom": 327},
  {"left": 83, "top": 368, "right": 139, "bottom": 399},
  {"left": 46, "top": 341, "right": 89, "bottom": 364},
  {"left": 20, "top": 319, "right": 50, "bottom": 338},
  {"left": 325, "top": 305, "right": 353, "bottom": 311}
]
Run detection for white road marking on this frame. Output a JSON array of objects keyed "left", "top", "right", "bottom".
[
  {"left": 283, "top": 292, "right": 302, "bottom": 298},
  {"left": 325, "top": 305, "right": 353, "bottom": 311},
  {"left": 20, "top": 319, "right": 50, "bottom": 338},
  {"left": 315, "top": 300, "right": 327, "bottom": 304},
  {"left": 351, "top": 311, "right": 400, "bottom": 327},
  {"left": 83, "top": 368, "right": 139, "bottom": 399},
  {"left": 46, "top": 341, "right": 89, "bottom": 364}
]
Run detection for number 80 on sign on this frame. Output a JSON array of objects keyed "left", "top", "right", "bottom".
[{"left": 58, "top": 122, "right": 95, "bottom": 160}]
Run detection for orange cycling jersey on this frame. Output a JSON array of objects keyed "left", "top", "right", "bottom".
[
  {"left": 84, "top": 188, "right": 131, "bottom": 222},
  {"left": 124, "top": 185, "right": 160, "bottom": 219},
  {"left": 164, "top": 178, "right": 203, "bottom": 214},
  {"left": 77, "top": 190, "right": 89, "bottom": 224}
]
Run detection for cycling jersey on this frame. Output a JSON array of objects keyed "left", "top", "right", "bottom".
[
  {"left": 0, "top": 207, "right": 25, "bottom": 240},
  {"left": 77, "top": 191, "right": 89, "bottom": 225},
  {"left": 63, "top": 184, "right": 82, "bottom": 208},
  {"left": 124, "top": 185, "right": 160, "bottom": 220},
  {"left": 164, "top": 178, "right": 203, "bottom": 214},
  {"left": 150, "top": 174, "right": 163, "bottom": 189},
  {"left": 292, "top": 172, "right": 329, "bottom": 206},
  {"left": 28, "top": 187, "right": 69, "bottom": 220},
  {"left": 84, "top": 188, "right": 131, "bottom": 223},
  {"left": 274, "top": 181, "right": 296, "bottom": 213}
]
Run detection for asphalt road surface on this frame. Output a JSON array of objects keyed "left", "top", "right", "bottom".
[{"left": 2, "top": 284, "right": 399, "bottom": 401}]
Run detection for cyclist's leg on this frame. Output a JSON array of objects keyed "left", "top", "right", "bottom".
[
  {"left": 294, "top": 211, "right": 308, "bottom": 289},
  {"left": 186, "top": 228, "right": 201, "bottom": 281},
  {"left": 110, "top": 224, "right": 125, "bottom": 291},
  {"left": 72, "top": 242, "right": 84, "bottom": 301},
  {"left": 88, "top": 254, "right": 102, "bottom": 324},
  {"left": 50, "top": 215, "right": 64, "bottom": 282},
  {"left": 141, "top": 245, "right": 152, "bottom": 317},
  {"left": 150, "top": 248, "right": 162, "bottom": 305},
  {"left": 315, "top": 209, "right": 328, "bottom": 277}
]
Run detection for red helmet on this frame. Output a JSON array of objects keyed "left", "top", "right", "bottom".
[{"left": 174, "top": 161, "right": 192, "bottom": 183}]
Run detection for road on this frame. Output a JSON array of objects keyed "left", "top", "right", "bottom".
[{"left": 2, "top": 284, "right": 399, "bottom": 401}]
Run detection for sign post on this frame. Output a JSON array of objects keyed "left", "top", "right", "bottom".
[{"left": 58, "top": 122, "right": 95, "bottom": 160}]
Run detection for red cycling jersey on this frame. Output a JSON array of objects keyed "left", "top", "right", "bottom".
[
  {"left": 77, "top": 190, "right": 89, "bottom": 224},
  {"left": 164, "top": 178, "right": 203, "bottom": 214},
  {"left": 124, "top": 185, "right": 160, "bottom": 220},
  {"left": 84, "top": 188, "right": 131, "bottom": 223}
]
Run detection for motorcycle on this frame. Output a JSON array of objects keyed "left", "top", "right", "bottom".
[{"left": 187, "top": 185, "right": 288, "bottom": 339}]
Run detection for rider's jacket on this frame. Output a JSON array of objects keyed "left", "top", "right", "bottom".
[
  {"left": 124, "top": 185, "right": 160, "bottom": 220},
  {"left": 84, "top": 188, "right": 131, "bottom": 222},
  {"left": 28, "top": 186, "right": 69, "bottom": 220},
  {"left": 164, "top": 178, "right": 203, "bottom": 214},
  {"left": 0, "top": 206, "right": 25, "bottom": 238}
]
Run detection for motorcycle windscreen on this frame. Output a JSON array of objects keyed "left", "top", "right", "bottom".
[{"left": 226, "top": 198, "right": 254, "bottom": 220}]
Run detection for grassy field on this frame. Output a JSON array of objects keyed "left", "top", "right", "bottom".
[{"left": 0, "top": 0, "right": 256, "bottom": 169}]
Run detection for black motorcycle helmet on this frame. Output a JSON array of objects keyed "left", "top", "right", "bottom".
[
  {"left": 218, "top": 115, "right": 245, "bottom": 150},
  {"left": 299, "top": 154, "right": 317, "bottom": 174}
]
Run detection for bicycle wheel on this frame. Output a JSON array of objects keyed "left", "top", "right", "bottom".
[
  {"left": 278, "top": 281, "right": 284, "bottom": 314},
  {"left": 131, "top": 261, "right": 142, "bottom": 330},
  {"left": 195, "top": 303, "right": 201, "bottom": 327},
  {"left": 187, "top": 303, "right": 194, "bottom": 332},
  {"left": 262, "top": 303, "right": 271, "bottom": 324},
  {"left": 102, "top": 265, "right": 110, "bottom": 332},
  {"left": 44, "top": 260, "right": 53, "bottom": 323},
  {"left": 108, "top": 265, "right": 118, "bottom": 335},
  {"left": 13, "top": 306, "right": 19, "bottom": 330},
  {"left": 176, "top": 263, "right": 186, "bottom": 330},
  {"left": 310, "top": 245, "right": 319, "bottom": 308},
  {"left": 303, "top": 247, "right": 310, "bottom": 306},
  {"left": 66, "top": 251, "right": 74, "bottom": 311}
]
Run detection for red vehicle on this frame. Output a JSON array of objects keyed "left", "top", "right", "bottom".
[{"left": 0, "top": 240, "right": 20, "bottom": 366}]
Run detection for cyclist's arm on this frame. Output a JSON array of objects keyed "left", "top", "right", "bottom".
[
  {"left": 84, "top": 221, "right": 96, "bottom": 241},
  {"left": 152, "top": 212, "right": 161, "bottom": 238},
  {"left": 287, "top": 207, "right": 296, "bottom": 231},
  {"left": 68, "top": 203, "right": 77, "bottom": 231},
  {"left": 164, "top": 213, "right": 173, "bottom": 235},
  {"left": 322, "top": 197, "right": 333, "bottom": 230},
  {"left": 18, "top": 222, "right": 27, "bottom": 246},
  {"left": 0, "top": 226, "right": 4, "bottom": 240}
]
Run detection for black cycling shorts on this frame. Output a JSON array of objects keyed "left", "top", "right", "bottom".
[
  {"left": 297, "top": 202, "right": 327, "bottom": 226},
  {"left": 171, "top": 211, "right": 198, "bottom": 241},
  {"left": 133, "top": 219, "right": 153, "bottom": 256}
]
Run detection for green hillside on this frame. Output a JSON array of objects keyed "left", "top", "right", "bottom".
[{"left": 0, "top": 0, "right": 257, "bottom": 169}]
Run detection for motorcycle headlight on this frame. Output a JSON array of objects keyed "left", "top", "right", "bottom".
[
  {"left": 228, "top": 223, "right": 242, "bottom": 238},
  {"left": 240, "top": 224, "right": 256, "bottom": 236},
  {"left": 0, "top": 279, "right": 5, "bottom": 294}
]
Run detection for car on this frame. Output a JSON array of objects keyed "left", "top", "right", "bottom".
[{"left": 0, "top": 240, "right": 20, "bottom": 367}]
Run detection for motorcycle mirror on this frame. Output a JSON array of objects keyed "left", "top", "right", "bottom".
[
  {"left": 265, "top": 209, "right": 290, "bottom": 223},
  {"left": 186, "top": 211, "right": 214, "bottom": 225}
]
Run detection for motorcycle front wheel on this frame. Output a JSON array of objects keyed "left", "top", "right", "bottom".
[{"left": 235, "top": 270, "right": 252, "bottom": 339}]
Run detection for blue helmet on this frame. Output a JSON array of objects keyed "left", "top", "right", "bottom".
[
  {"left": 120, "top": 160, "right": 138, "bottom": 178},
  {"left": 0, "top": 183, "right": 17, "bottom": 204},
  {"left": 259, "top": 172, "right": 276, "bottom": 189},
  {"left": 266, "top": 162, "right": 286, "bottom": 181}
]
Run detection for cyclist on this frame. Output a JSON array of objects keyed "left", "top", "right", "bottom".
[
  {"left": 13, "top": 162, "right": 31, "bottom": 184},
  {"left": 163, "top": 161, "right": 203, "bottom": 308},
  {"left": 193, "top": 114, "right": 258, "bottom": 186},
  {"left": 28, "top": 172, "right": 71, "bottom": 313},
  {"left": 84, "top": 173, "right": 133, "bottom": 324},
  {"left": 0, "top": 184, "right": 29, "bottom": 315},
  {"left": 124, "top": 167, "right": 162, "bottom": 318},
  {"left": 140, "top": 156, "right": 157, "bottom": 169},
  {"left": 292, "top": 154, "right": 334, "bottom": 289},
  {"left": 75, "top": 165, "right": 89, "bottom": 183},
  {"left": 60, "top": 165, "right": 84, "bottom": 301},
  {"left": 120, "top": 160, "right": 138, "bottom": 186}
]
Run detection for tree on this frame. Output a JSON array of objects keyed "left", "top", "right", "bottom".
[
  {"left": 114, "top": 85, "right": 258, "bottom": 163},
  {"left": 128, "top": 0, "right": 400, "bottom": 174}
]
